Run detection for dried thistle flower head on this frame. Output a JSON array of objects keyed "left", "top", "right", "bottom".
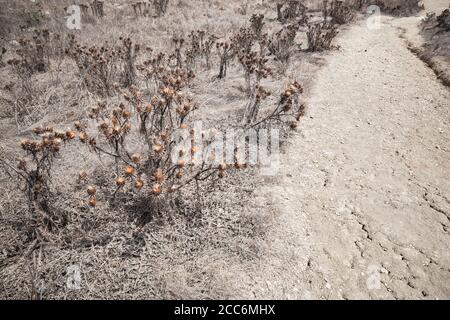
[
  {"left": 66, "top": 131, "right": 77, "bottom": 140},
  {"left": 79, "top": 132, "right": 88, "bottom": 143},
  {"left": 122, "top": 109, "right": 131, "bottom": 118},
  {"left": 131, "top": 154, "right": 141, "bottom": 164},
  {"left": 20, "top": 139, "right": 30, "bottom": 149},
  {"left": 17, "top": 159, "right": 27, "bottom": 171},
  {"left": 116, "top": 177, "right": 126, "bottom": 187},
  {"left": 160, "top": 131, "right": 168, "bottom": 141},
  {"left": 153, "top": 143, "right": 164, "bottom": 154},
  {"left": 124, "top": 166, "right": 135, "bottom": 176},
  {"left": 89, "top": 196, "right": 97, "bottom": 207},
  {"left": 134, "top": 178, "right": 144, "bottom": 190},
  {"left": 79, "top": 171, "right": 88, "bottom": 180},
  {"left": 152, "top": 184, "right": 162, "bottom": 195},
  {"left": 52, "top": 139, "right": 62, "bottom": 152},
  {"left": 74, "top": 121, "right": 84, "bottom": 131},
  {"left": 154, "top": 169, "right": 164, "bottom": 183},
  {"left": 290, "top": 121, "right": 298, "bottom": 129},
  {"left": 87, "top": 186, "right": 96, "bottom": 196}
]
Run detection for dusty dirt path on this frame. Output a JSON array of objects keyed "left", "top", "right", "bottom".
[{"left": 236, "top": 16, "right": 450, "bottom": 299}]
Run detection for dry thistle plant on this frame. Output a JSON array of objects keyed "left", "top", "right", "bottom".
[
  {"left": 243, "top": 85, "right": 271, "bottom": 125},
  {"left": 249, "top": 81, "right": 306, "bottom": 130},
  {"left": 231, "top": 27, "right": 255, "bottom": 56},
  {"left": 67, "top": 35, "right": 141, "bottom": 96},
  {"left": 238, "top": 51, "right": 272, "bottom": 97},
  {"left": 8, "top": 29, "right": 51, "bottom": 74},
  {"left": 185, "top": 31, "right": 200, "bottom": 68},
  {"left": 268, "top": 23, "right": 300, "bottom": 66},
  {"left": 74, "top": 66, "right": 234, "bottom": 217},
  {"left": 307, "top": 21, "right": 338, "bottom": 52},
  {"left": 138, "top": 48, "right": 169, "bottom": 91},
  {"left": 0, "top": 126, "right": 75, "bottom": 232},
  {"left": 171, "top": 36, "right": 185, "bottom": 69},
  {"left": 216, "top": 40, "right": 235, "bottom": 79},
  {"left": 324, "top": 0, "right": 356, "bottom": 25},
  {"left": 185, "top": 30, "right": 218, "bottom": 70},
  {"left": 6, "top": 29, "right": 55, "bottom": 123},
  {"left": 66, "top": 35, "right": 115, "bottom": 96},
  {"left": 277, "top": 0, "right": 308, "bottom": 24},
  {"left": 119, "top": 37, "right": 141, "bottom": 88},
  {"left": 250, "top": 14, "right": 265, "bottom": 40}
]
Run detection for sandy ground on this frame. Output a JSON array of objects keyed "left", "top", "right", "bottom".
[{"left": 230, "top": 14, "right": 450, "bottom": 299}]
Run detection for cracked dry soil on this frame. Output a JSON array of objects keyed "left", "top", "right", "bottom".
[{"left": 235, "top": 16, "right": 450, "bottom": 299}]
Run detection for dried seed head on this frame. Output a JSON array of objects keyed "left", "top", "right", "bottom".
[
  {"left": 134, "top": 178, "right": 144, "bottom": 190},
  {"left": 218, "top": 171, "right": 225, "bottom": 179},
  {"left": 87, "top": 186, "right": 97, "bottom": 196},
  {"left": 112, "top": 126, "right": 121, "bottom": 135},
  {"left": 124, "top": 166, "right": 135, "bottom": 176},
  {"left": 66, "top": 131, "right": 77, "bottom": 140},
  {"left": 154, "top": 169, "right": 164, "bottom": 183},
  {"left": 17, "top": 159, "right": 27, "bottom": 171},
  {"left": 176, "top": 170, "right": 184, "bottom": 179},
  {"left": 177, "top": 159, "right": 185, "bottom": 168},
  {"left": 20, "top": 139, "right": 30, "bottom": 149},
  {"left": 89, "top": 196, "right": 97, "bottom": 207},
  {"left": 160, "top": 131, "right": 168, "bottom": 141},
  {"left": 152, "top": 184, "right": 162, "bottom": 195},
  {"left": 122, "top": 109, "right": 131, "bottom": 118},
  {"left": 131, "top": 154, "right": 141, "bottom": 164},
  {"left": 52, "top": 139, "right": 62, "bottom": 152},
  {"left": 79, "top": 132, "right": 88, "bottom": 143},
  {"left": 79, "top": 171, "right": 88, "bottom": 180},
  {"left": 123, "top": 122, "right": 131, "bottom": 132},
  {"left": 116, "top": 177, "right": 126, "bottom": 187},
  {"left": 74, "top": 121, "right": 83, "bottom": 131},
  {"left": 153, "top": 143, "right": 164, "bottom": 154},
  {"left": 290, "top": 121, "right": 298, "bottom": 130}
]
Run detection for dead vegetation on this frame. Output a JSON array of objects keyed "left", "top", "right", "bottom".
[
  {"left": 5, "top": 0, "right": 433, "bottom": 299},
  {"left": 373, "top": 0, "right": 424, "bottom": 16},
  {"left": 417, "top": 4, "right": 450, "bottom": 86}
]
